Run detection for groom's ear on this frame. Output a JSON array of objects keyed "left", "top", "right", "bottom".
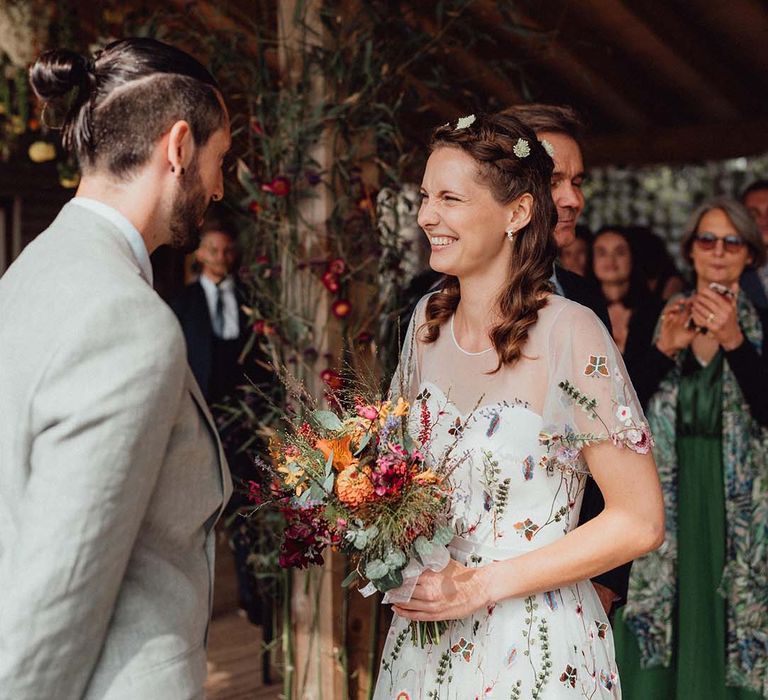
[{"left": 166, "top": 120, "right": 194, "bottom": 176}]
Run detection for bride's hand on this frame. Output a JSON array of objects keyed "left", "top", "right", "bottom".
[{"left": 392, "top": 559, "right": 494, "bottom": 622}]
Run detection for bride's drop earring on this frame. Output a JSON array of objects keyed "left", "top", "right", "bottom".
[{"left": 506, "top": 226, "right": 517, "bottom": 241}]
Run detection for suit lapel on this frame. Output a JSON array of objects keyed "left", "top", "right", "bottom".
[{"left": 186, "top": 368, "right": 232, "bottom": 522}]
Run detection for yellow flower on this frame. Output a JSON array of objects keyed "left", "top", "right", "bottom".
[
  {"left": 392, "top": 397, "right": 410, "bottom": 417},
  {"left": 277, "top": 462, "right": 306, "bottom": 496},
  {"left": 336, "top": 465, "right": 374, "bottom": 507}
]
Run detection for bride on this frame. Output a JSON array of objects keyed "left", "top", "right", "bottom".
[{"left": 373, "top": 112, "right": 664, "bottom": 699}]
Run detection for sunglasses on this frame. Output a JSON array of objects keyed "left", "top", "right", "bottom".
[{"left": 693, "top": 232, "right": 746, "bottom": 253}]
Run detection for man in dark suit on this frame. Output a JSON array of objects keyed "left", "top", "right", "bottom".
[
  {"left": 503, "top": 104, "right": 624, "bottom": 614},
  {"left": 171, "top": 214, "right": 266, "bottom": 629},
  {"left": 171, "top": 215, "right": 248, "bottom": 404}
]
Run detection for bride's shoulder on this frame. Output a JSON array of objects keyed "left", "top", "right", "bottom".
[
  {"left": 539, "top": 294, "right": 606, "bottom": 337},
  {"left": 411, "top": 290, "right": 441, "bottom": 324}
]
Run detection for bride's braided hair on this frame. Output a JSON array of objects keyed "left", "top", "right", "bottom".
[{"left": 419, "top": 112, "right": 558, "bottom": 372}]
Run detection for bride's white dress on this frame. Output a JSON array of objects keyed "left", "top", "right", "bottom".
[{"left": 373, "top": 293, "right": 651, "bottom": 700}]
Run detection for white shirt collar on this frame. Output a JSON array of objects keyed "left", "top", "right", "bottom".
[
  {"left": 199, "top": 273, "right": 235, "bottom": 292},
  {"left": 69, "top": 197, "right": 153, "bottom": 286},
  {"left": 550, "top": 264, "right": 565, "bottom": 296}
]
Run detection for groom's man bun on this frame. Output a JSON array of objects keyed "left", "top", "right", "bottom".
[{"left": 30, "top": 38, "right": 226, "bottom": 179}]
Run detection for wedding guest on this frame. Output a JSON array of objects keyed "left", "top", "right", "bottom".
[
  {"left": 0, "top": 39, "right": 232, "bottom": 699},
  {"left": 172, "top": 210, "right": 247, "bottom": 404},
  {"left": 740, "top": 179, "right": 768, "bottom": 308},
  {"left": 613, "top": 197, "right": 768, "bottom": 700},
  {"left": 627, "top": 225, "right": 686, "bottom": 300},
  {"left": 503, "top": 103, "right": 631, "bottom": 616},
  {"left": 374, "top": 111, "right": 663, "bottom": 700},
  {"left": 559, "top": 224, "right": 591, "bottom": 276},
  {"left": 591, "top": 226, "right": 663, "bottom": 378}
]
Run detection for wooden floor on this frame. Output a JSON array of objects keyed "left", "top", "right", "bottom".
[{"left": 205, "top": 611, "right": 282, "bottom": 700}]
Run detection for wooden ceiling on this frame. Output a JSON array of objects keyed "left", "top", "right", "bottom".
[
  {"left": 76, "top": 0, "right": 768, "bottom": 167},
  {"left": 399, "top": 0, "right": 768, "bottom": 166}
]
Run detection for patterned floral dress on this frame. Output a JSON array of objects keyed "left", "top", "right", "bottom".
[{"left": 373, "top": 294, "right": 651, "bottom": 700}]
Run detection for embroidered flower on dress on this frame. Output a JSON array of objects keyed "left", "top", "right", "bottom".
[
  {"left": 513, "top": 518, "right": 540, "bottom": 541},
  {"left": 600, "top": 669, "right": 617, "bottom": 690},
  {"left": 616, "top": 405, "right": 633, "bottom": 424},
  {"left": 455, "top": 114, "right": 476, "bottom": 130},
  {"left": 560, "top": 664, "right": 578, "bottom": 688},
  {"left": 450, "top": 637, "right": 475, "bottom": 661},
  {"left": 513, "top": 138, "right": 531, "bottom": 158},
  {"left": 584, "top": 354, "right": 610, "bottom": 377}
]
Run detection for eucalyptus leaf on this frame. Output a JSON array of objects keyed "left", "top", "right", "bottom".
[
  {"left": 308, "top": 481, "right": 324, "bottom": 502},
  {"left": 313, "top": 410, "right": 343, "bottom": 431},
  {"left": 354, "top": 431, "right": 371, "bottom": 456},
  {"left": 384, "top": 548, "right": 406, "bottom": 569},
  {"left": 432, "top": 526, "right": 454, "bottom": 547},
  {"left": 323, "top": 470, "right": 335, "bottom": 492},
  {"left": 324, "top": 451, "right": 334, "bottom": 478},
  {"left": 373, "top": 568, "right": 404, "bottom": 592},
  {"left": 364, "top": 559, "right": 388, "bottom": 580},
  {"left": 297, "top": 488, "right": 311, "bottom": 505},
  {"left": 414, "top": 535, "right": 433, "bottom": 560}
]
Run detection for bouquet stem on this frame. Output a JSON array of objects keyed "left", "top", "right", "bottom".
[{"left": 409, "top": 620, "right": 449, "bottom": 648}]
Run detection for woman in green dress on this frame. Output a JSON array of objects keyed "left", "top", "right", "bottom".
[{"left": 613, "top": 197, "right": 768, "bottom": 699}]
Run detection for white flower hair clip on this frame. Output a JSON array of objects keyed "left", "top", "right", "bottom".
[
  {"left": 513, "top": 138, "right": 531, "bottom": 158},
  {"left": 455, "top": 114, "right": 476, "bottom": 130},
  {"left": 541, "top": 139, "right": 555, "bottom": 157}
]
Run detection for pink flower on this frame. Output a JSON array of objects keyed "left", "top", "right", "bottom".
[{"left": 356, "top": 404, "right": 379, "bottom": 421}]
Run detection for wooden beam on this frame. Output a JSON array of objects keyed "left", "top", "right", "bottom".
[
  {"left": 570, "top": 0, "right": 740, "bottom": 123},
  {"left": 583, "top": 118, "right": 768, "bottom": 167},
  {"left": 468, "top": 0, "right": 651, "bottom": 130},
  {"left": 624, "top": 0, "right": 765, "bottom": 115},
  {"left": 400, "top": 5, "right": 523, "bottom": 107},
  {"left": 685, "top": 0, "right": 768, "bottom": 77}
]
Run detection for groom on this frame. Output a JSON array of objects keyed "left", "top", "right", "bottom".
[{"left": 0, "top": 39, "right": 232, "bottom": 699}]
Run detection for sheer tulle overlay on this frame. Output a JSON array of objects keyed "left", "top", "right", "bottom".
[{"left": 373, "top": 293, "right": 649, "bottom": 700}]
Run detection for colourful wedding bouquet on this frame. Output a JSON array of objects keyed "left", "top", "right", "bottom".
[{"left": 251, "top": 382, "right": 466, "bottom": 646}]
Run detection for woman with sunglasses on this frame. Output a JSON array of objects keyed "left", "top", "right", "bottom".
[{"left": 613, "top": 197, "right": 768, "bottom": 700}]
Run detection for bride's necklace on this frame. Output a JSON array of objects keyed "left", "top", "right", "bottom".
[{"left": 450, "top": 314, "right": 494, "bottom": 356}]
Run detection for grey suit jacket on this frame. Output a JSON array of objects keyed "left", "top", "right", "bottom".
[{"left": 0, "top": 203, "right": 232, "bottom": 699}]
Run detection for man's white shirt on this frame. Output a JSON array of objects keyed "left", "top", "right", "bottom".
[{"left": 199, "top": 273, "right": 240, "bottom": 339}]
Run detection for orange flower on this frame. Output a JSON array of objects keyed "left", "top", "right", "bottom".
[
  {"left": 412, "top": 469, "right": 439, "bottom": 485},
  {"left": 336, "top": 465, "right": 374, "bottom": 507},
  {"left": 316, "top": 435, "right": 358, "bottom": 471}
]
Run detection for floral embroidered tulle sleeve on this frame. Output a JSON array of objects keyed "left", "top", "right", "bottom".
[{"left": 540, "top": 302, "right": 653, "bottom": 478}]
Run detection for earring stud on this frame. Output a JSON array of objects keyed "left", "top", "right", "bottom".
[{"left": 506, "top": 227, "right": 517, "bottom": 241}]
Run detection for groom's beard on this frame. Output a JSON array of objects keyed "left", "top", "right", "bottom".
[{"left": 169, "top": 158, "right": 209, "bottom": 252}]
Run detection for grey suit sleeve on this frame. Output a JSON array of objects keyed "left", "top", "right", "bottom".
[{"left": 0, "top": 296, "right": 186, "bottom": 699}]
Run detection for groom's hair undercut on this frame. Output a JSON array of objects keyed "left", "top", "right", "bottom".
[{"left": 30, "top": 38, "right": 226, "bottom": 179}]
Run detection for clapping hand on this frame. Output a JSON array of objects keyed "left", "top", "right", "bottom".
[
  {"left": 656, "top": 298, "right": 696, "bottom": 357},
  {"left": 690, "top": 285, "right": 743, "bottom": 351},
  {"left": 392, "top": 559, "right": 493, "bottom": 622}
]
